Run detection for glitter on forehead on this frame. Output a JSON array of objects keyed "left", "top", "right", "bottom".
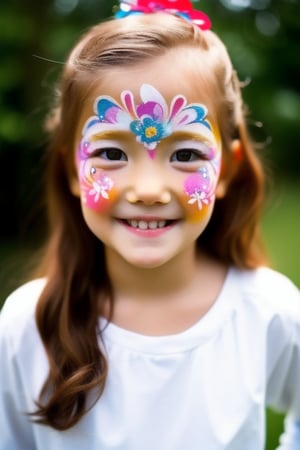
[{"left": 81, "top": 83, "right": 217, "bottom": 159}]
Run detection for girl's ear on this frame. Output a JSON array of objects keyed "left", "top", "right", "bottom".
[{"left": 215, "top": 139, "right": 242, "bottom": 199}]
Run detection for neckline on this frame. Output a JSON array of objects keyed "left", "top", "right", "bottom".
[{"left": 98, "top": 267, "right": 238, "bottom": 354}]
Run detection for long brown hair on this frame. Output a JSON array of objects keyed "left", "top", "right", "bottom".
[{"left": 33, "top": 13, "right": 267, "bottom": 430}]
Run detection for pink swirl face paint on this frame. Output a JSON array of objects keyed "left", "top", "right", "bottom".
[
  {"left": 183, "top": 162, "right": 219, "bottom": 222},
  {"left": 76, "top": 140, "right": 117, "bottom": 212},
  {"left": 179, "top": 125, "right": 222, "bottom": 222}
]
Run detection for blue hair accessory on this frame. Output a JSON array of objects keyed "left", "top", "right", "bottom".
[{"left": 114, "top": 0, "right": 211, "bottom": 30}]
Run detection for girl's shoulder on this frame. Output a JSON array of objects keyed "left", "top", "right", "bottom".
[
  {"left": 232, "top": 266, "right": 300, "bottom": 321},
  {"left": 0, "top": 278, "right": 46, "bottom": 343}
]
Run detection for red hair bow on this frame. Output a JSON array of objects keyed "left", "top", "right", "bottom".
[{"left": 115, "top": 0, "right": 211, "bottom": 30}]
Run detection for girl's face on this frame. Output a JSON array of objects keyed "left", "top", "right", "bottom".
[{"left": 71, "top": 53, "right": 225, "bottom": 269}]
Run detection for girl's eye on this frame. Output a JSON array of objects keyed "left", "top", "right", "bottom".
[
  {"left": 98, "top": 148, "right": 127, "bottom": 161},
  {"left": 171, "top": 149, "right": 204, "bottom": 162}
]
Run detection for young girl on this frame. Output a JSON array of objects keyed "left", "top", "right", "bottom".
[{"left": 1, "top": 1, "right": 299, "bottom": 449}]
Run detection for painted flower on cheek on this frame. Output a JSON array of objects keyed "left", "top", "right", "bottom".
[
  {"left": 77, "top": 147, "right": 115, "bottom": 211},
  {"left": 88, "top": 171, "right": 114, "bottom": 203},
  {"left": 184, "top": 167, "right": 216, "bottom": 210}
]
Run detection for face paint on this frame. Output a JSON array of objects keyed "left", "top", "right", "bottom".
[
  {"left": 185, "top": 167, "right": 213, "bottom": 208},
  {"left": 183, "top": 165, "right": 215, "bottom": 222},
  {"left": 181, "top": 138, "right": 222, "bottom": 222},
  {"left": 77, "top": 140, "right": 117, "bottom": 212},
  {"left": 77, "top": 83, "right": 222, "bottom": 214},
  {"left": 81, "top": 83, "right": 214, "bottom": 159}
]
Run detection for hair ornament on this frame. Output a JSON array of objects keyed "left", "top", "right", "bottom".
[{"left": 114, "top": 0, "right": 211, "bottom": 30}]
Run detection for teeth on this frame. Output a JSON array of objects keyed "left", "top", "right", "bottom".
[
  {"left": 127, "top": 220, "right": 168, "bottom": 229},
  {"left": 149, "top": 221, "right": 158, "bottom": 229},
  {"left": 130, "top": 220, "right": 138, "bottom": 228},
  {"left": 139, "top": 220, "right": 148, "bottom": 230}
]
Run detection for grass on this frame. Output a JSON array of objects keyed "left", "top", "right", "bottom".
[{"left": 0, "top": 178, "right": 299, "bottom": 448}]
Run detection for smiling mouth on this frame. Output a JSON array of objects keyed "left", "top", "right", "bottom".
[{"left": 121, "top": 219, "right": 176, "bottom": 230}]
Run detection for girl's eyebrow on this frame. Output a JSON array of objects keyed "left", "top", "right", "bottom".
[
  {"left": 86, "top": 129, "right": 218, "bottom": 141},
  {"left": 167, "top": 131, "right": 218, "bottom": 146},
  {"left": 88, "top": 130, "right": 130, "bottom": 141}
]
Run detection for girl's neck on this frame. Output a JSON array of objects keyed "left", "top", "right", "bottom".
[{"left": 102, "top": 246, "right": 228, "bottom": 335}]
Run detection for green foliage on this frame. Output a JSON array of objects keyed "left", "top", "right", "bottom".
[{"left": 201, "top": 0, "right": 300, "bottom": 176}]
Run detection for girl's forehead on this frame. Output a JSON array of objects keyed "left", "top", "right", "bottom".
[
  {"left": 74, "top": 50, "right": 221, "bottom": 150},
  {"left": 81, "top": 48, "right": 217, "bottom": 117}
]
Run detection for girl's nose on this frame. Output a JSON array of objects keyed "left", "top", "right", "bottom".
[{"left": 125, "top": 164, "right": 171, "bottom": 205}]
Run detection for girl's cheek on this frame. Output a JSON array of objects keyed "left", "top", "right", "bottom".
[
  {"left": 182, "top": 167, "right": 217, "bottom": 223},
  {"left": 77, "top": 161, "right": 118, "bottom": 212}
]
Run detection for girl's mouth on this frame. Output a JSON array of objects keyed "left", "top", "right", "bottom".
[{"left": 120, "top": 219, "right": 176, "bottom": 230}]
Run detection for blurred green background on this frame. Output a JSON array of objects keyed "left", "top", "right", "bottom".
[{"left": 0, "top": 1, "right": 299, "bottom": 447}]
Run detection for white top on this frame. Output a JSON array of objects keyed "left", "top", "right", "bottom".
[{"left": 0, "top": 267, "right": 300, "bottom": 450}]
